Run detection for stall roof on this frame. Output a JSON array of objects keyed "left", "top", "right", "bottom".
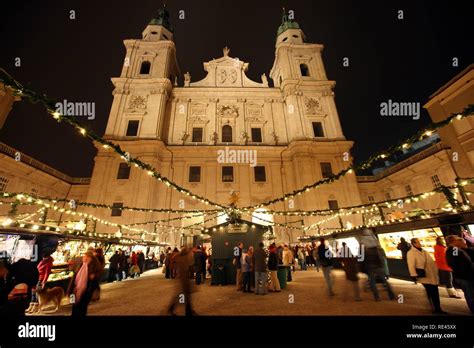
[
  {"left": 203, "top": 219, "right": 273, "bottom": 234},
  {"left": 307, "top": 211, "right": 474, "bottom": 240},
  {"left": 0, "top": 227, "right": 167, "bottom": 247}
]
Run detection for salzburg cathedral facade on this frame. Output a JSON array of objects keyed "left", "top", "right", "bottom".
[{"left": 84, "top": 7, "right": 363, "bottom": 242}]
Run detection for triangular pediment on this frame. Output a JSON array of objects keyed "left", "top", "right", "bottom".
[{"left": 188, "top": 48, "right": 269, "bottom": 88}]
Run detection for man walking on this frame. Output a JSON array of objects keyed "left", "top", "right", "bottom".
[
  {"left": 318, "top": 238, "right": 335, "bottom": 296},
  {"left": 168, "top": 247, "right": 196, "bottom": 316}
]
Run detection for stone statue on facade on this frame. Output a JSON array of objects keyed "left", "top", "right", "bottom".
[{"left": 184, "top": 72, "right": 191, "bottom": 87}]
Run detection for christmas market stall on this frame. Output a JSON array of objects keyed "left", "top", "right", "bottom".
[
  {"left": 205, "top": 217, "right": 272, "bottom": 286},
  {"left": 0, "top": 222, "right": 167, "bottom": 291},
  {"left": 305, "top": 210, "right": 474, "bottom": 279}
]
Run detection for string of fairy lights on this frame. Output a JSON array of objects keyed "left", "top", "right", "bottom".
[
  {"left": 302, "top": 179, "right": 474, "bottom": 231},
  {"left": 239, "top": 105, "right": 474, "bottom": 211},
  {"left": 0, "top": 194, "right": 215, "bottom": 240},
  {"left": 0, "top": 70, "right": 473, "bottom": 244},
  {"left": 1, "top": 70, "right": 473, "bottom": 214},
  {"left": 0, "top": 70, "right": 228, "bottom": 210},
  {"left": 4, "top": 177, "right": 471, "bottom": 237}
]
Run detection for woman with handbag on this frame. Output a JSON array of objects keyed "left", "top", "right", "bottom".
[{"left": 407, "top": 238, "right": 447, "bottom": 314}]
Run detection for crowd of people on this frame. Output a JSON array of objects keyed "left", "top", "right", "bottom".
[
  {"left": 162, "top": 245, "right": 210, "bottom": 284},
  {"left": 399, "top": 229, "right": 474, "bottom": 315},
  {"left": 108, "top": 249, "right": 147, "bottom": 282},
  {"left": 1, "top": 227, "right": 473, "bottom": 317},
  {"left": 0, "top": 245, "right": 161, "bottom": 317}
]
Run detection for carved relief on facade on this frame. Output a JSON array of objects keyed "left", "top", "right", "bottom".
[
  {"left": 246, "top": 106, "right": 262, "bottom": 117},
  {"left": 188, "top": 116, "right": 209, "bottom": 124},
  {"left": 304, "top": 97, "right": 323, "bottom": 114},
  {"left": 112, "top": 86, "right": 130, "bottom": 95},
  {"left": 128, "top": 95, "right": 147, "bottom": 111},
  {"left": 217, "top": 68, "right": 238, "bottom": 85},
  {"left": 246, "top": 116, "right": 265, "bottom": 123},
  {"left": 191, "top": 102, "right": 208, "bottom": 116},
  {"left": 217, "top": 104, "right": 239, "bottom": 117}
]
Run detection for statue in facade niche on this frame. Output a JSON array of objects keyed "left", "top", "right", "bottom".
[
  {"left": 184, "top": 72, "right": 191, "bottom": 87},
  {"left": 261, "top": 73, "right": 269, "bottom": 87},
  {"left": 210, "top": 132, "right": 218, "bottom": 145}
]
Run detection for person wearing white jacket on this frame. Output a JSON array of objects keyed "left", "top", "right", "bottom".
[{"left": 407, "top": 238, "right": 447, "bottom": 314}]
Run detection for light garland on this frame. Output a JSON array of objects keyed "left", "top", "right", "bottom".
[
  {"left": 313, "top": 208, "right": 452, "bottom": 237},
  {"left": 1, "top": 71, "right": 473, "bottom": 214},
  {"left": 240, "top": 105, "right": 474, "bottom": 210},
  {"left": 0, "top": 71, "right": 227, "bottom": 210},
  {"left": 302, "top": 181, "right": 473, "bottom": 232}
]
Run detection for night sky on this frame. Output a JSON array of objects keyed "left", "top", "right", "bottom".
[{"left": 0, "top": 0, "right": 472, "bottom": 178}]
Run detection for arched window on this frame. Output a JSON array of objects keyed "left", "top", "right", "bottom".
[
  {"left": 300, "top": 63, "right": 310, "bottom": 77},
  {"left": 222, "top": 125, "right": 232, "bottom": 142},
  {"left": 140, "top": 61, "right": 151, "bottom": 74}
]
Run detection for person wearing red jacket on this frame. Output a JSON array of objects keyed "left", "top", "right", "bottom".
[
  {"left": 434, "top": 237, "right": 461, "bottom": 298},
  {"left": 25, "top": 253, "right": 54, "bottom": 313}
]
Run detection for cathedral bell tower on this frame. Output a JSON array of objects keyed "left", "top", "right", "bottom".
[
  {"left": 104, "top": 4, "right": 180, "bottom": 139},
  {"left": 270, "top": 8, "right": 344, "bottom": 141}
]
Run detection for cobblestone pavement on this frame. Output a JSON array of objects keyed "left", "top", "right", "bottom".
[{"left": 39, "top": 267, "right": 471, "bottom": 316}]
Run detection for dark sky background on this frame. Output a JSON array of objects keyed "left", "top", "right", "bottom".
[{"left": 0, "top": 0, "right": 472, "bottom": 178}]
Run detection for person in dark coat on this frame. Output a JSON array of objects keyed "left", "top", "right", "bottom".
[
  {"left": 119, "top": 250, "right": 129, "bottom": 280},
  {"left": 318, "top": 238, "right": 335, "bottom": 296},
  {"left": 164, "top": 247, "right": 172, "bottom": 279},
  {"left": 108, "top": 251, "right": 121, "bottom": 282},
  {"left": 252, "top": 242, "right": 268, "bottom": 295},
  {"left": 193, "top": 246, "right": 206, "bottom": 285},
  {"left": 363, "top": 246, "right": 395, "bottom": 301},
  {"left": 268, "top": 243, "right": 281, "bottom": 292},
  {"left": 397, "top": 237, "right": 411, "bottom": 262},
  {"left": 137, "top": 251, "right": 146, "bottom": 274},
  {"left": 159, "top": 252, "right": 166, "bottom": 267},
  {"left": 201, "top": 247, "right": 208, "bottom": 283},
  {"left": 445, "top": 235, "right": 474, "bottom": 313}
]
